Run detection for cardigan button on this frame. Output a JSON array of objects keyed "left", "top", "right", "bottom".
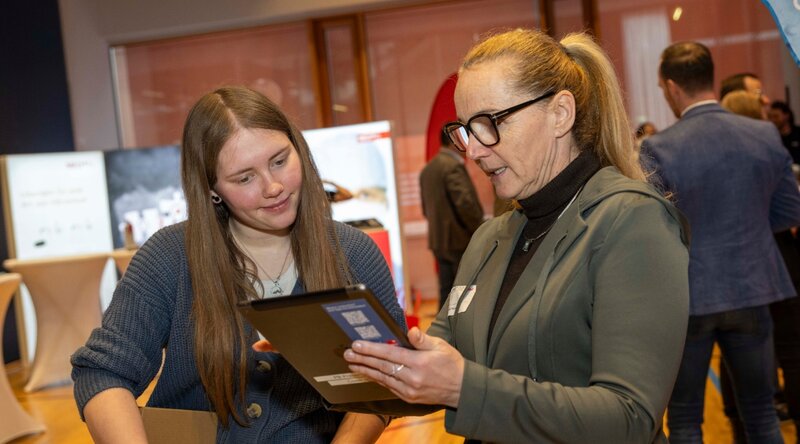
[
  {"left": 246, "top": 403, "right": 262, "bottom": 419},
  {"left": 256, "top": 360, "right": 272, "bottom": 372}
]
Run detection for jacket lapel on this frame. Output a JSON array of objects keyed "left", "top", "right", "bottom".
[
  {"left": 469, "top": 211, "right": 525, "bottom": 365},
  {"left": 486, "top": 194, "right": 588, "bottom": 364},
  {"left": 480, "top": 167, "right": 686, "bottom": 365}
]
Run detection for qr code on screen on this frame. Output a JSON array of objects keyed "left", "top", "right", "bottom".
[
  {"left": 354, "top": 325, "right": 381, "bottom": 339},
  {"left": 341, "top": 310, "right": 369, "bottom": 325}
]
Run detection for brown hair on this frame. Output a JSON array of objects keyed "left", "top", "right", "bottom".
[
  {"left": 181, "top": 86, "right": 352, "bottom": 426},
  {"left": 659, "top": 41, "right": 714, "bottom": 96},
  {"left": 721, "top": 90, "right": 764, "bottom": 120},
  {"left": 720, "top": 72, "right": 758, "bottom": 100},
  {"left": 460, "top": 29, "right": 645, "bottom": 181}
]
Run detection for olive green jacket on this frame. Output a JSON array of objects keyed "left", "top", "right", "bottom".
[{"left": 428, "top": 167, "right": 690, "bottom": 443}]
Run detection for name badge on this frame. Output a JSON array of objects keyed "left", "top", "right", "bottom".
[{"left": 447, "top": 285, "right": 476, "bottom": 316}]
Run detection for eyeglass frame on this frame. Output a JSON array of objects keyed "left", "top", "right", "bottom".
[{"left": 444, "top": 90, "right": 556, "bottom": 152}]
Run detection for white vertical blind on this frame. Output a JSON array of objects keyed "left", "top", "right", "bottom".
[{"left": 622, "top": 9, "right": 676, "bottom": 133}]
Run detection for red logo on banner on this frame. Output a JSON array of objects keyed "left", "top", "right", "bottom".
[{"left": 357, "top": 131, "right": 390, "bottom": 143}]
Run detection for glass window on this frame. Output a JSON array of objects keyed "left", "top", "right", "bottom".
[
  {"left": 597, "top": 0, "right": 787, "bottom": 132},
  {"left": 551, "top": 0, "right": 587, "bottom": 38},
  {"left": 112, "top": 22, "right": 316, "bottom": 148},
  {"left": 365, "top": 0, "right": 540, "bottom": 221},
  {"left": 316, "top": 18, "right": 370, "bottom": 126},
  {"left": 364, "top": 0, "right": 539, "bottom": 305}
]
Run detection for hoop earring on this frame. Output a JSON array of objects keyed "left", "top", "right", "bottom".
[{"left": 211, "top": 194, "right": 222, "bottom": 205}]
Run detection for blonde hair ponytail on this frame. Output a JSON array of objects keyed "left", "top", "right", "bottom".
[{"left": 560, "top": 33, "right": 645, "bottom": 181}]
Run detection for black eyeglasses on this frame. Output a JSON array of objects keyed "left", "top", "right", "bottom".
[{"left": 444, "top": 91, "right": 555, "bottom": 152}]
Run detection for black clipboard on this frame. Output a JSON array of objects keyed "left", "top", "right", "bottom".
[{"left": 238, "top": 284, "right": 417, "bottom": 408}]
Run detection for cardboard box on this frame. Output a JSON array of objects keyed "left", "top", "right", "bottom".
[{"left": 139, "top": 406, "right": 217, "bottom": 444}]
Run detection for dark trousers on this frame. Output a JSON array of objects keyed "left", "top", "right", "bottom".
[
  {"left": 772, "top": 230, "right": 800, "bottom": 425},
  {"left": 667, "top": 305, "right": 783, "bottom": 444},
  {"left": 771, "top": 296, "right": 800, "bottom": 421},
  {"left": 722, "top": 230, "right": 800, "bottom": 441},
  {"left": 721, "top": 296, "right": 800, "bottom": 442},
  {"left": 435, "top": 256, "right": 460, "bottom": 309}
]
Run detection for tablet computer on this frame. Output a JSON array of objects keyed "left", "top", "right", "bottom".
[{"left": 238, "top": 284, "right": 411, "bottom": 406}]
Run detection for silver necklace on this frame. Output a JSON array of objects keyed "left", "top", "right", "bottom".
[
  {"left": 237, "top": 239, "right": 292, "bottom": 296},
  {"left": 521, "top": 187, "right": 582, "bottom": 253},
  {"left": 522, "top": 223, "right": 555, "bottom": 252}
]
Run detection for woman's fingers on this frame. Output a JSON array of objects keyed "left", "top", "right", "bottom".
[
  {"left": 407, "top": 327, "right": 435, "bottom": 350},
  {"left": 343, "top": 348, "right": 399, "bottom": 374},
  {"left": 344, "top": 330, "right": 465, "bottom": 407},
  {"left": 350, "top": 339, "right": 413, "bottom": 363},
  {"left": 348, "top": 362, "right": 402, "bottom": 388}
]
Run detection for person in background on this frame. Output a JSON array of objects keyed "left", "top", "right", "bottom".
[
  {"left": 719, "top": 72, "right": 770, "bottom": 108},
  {"left": 636, "top": 121, "right": 658, "bottom": 140},
  {"left": 721, "top": 90, "right": 765, "bottom": 120},
  {"left": 345, "top": 28, "right": 690, "bottom": 443},
  {"left": 419, "top": 128, "right": 484, "bottom": 309},
  {"left": 634, "top": 121, "right": 658, "bottom": 155},
  {"left": 71, "top": 86, "right": 403, "bottom": 443},
  {"left": 769, "top": 101, "right": 800, "bottom": 165},
  {"left": 721, "top": 87, "right": 800, "bottom": 443},
  {"left": 642, "top": 43, "right": 800, "bottom": 444}
]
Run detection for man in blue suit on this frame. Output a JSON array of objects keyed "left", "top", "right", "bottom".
[{"left": 642, "top": 41, "right": 800, "bottom": 444}]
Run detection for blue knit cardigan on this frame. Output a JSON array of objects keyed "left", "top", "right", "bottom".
[{"left": 71, "top": 221, "right": 403, "bottom": 442}]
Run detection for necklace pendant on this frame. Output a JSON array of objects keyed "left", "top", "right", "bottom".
[
  {"left": 271, "top": 284, "right": 283, "bottom": 296},
  {"left": 522, "top": 239, "right": 533, "bottom": 253}
]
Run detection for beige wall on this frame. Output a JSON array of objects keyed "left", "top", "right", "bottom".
[{"left": 57, "top": 0, "right": 428, "bottom": 151}]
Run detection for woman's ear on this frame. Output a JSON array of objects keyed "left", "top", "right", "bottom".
[{"left": 552, "top": 91, "right": 576, "bottom": 139}]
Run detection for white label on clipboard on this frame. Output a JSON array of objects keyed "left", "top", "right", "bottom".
[
  {"left": 447, "top": 285, "right": 477, "bottom": 316},
  {"left": 314, "top": 372, "right": 371, "bottom": 386}
]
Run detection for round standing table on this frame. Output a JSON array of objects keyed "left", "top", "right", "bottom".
[
  {"left": 110, "top": 248, "right": 137, "bottom": 275},
  {"left": 0, "top": 272, "right": 45, "bottom": 442},
  {"left": 4, "top": 253, "right": 109, "bottom": 392}
]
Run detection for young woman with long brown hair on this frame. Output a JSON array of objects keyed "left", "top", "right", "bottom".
[{"left": 72, "top": 86, "right": 403, "bottom": 442}]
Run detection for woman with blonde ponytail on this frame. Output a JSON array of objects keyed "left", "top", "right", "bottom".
[
  {"left": 72, "top": 86, "right": 403, "bottom": 443},
  {"left": 345, "top": 29, "right": 690, "bottom": 443}
]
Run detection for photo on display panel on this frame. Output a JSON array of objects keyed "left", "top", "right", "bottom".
[
  {"left": 103, "top": 145, "right": 186, "bottom": 249},
  {"left": 303, "top": 121, "right": 406, "bottom": 306}
]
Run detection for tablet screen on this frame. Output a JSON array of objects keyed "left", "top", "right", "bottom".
[{"left": 323, "top": 299, "right": 402, "bottom": 344}]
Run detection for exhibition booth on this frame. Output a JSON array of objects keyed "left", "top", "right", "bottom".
[{"left": 0, "top": 121, "right": 407, "bottom": 404}]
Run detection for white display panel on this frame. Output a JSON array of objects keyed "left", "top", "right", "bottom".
[
  {"left": 303, "top": 121, "right": 407, "bottom": 306},
  {"left": 4, "top": 152, "right": 116, "bottom": 360},
  {"left": 2, "top": 132, "right": 401, "bottom": 361},
  {"left": 6, "top": 152, "right": 113, "bottom": 258}
]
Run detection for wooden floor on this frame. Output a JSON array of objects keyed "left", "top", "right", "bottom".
[{"left": 6, "top": 299, "right": 798, "bottom": 443}]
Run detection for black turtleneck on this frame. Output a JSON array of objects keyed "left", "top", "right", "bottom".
[{"left": 487, "top": 150, "right": 601, "bottom": 338}]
